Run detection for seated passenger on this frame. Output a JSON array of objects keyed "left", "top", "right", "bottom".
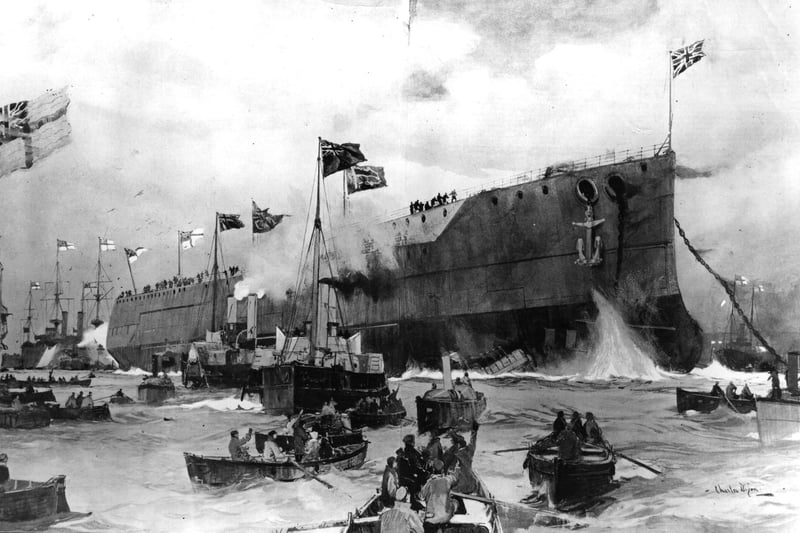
[
  {"left": 261, "top": 430, "right": 287, "bottom": 462},
  {"left": 710, "top": 382, "right": 724, "bottom": 397},
  {"left": 556, "top": 427, "right": 581, "bottom": 461},
  {"left": 740, "top": 383, "right": 755, "bottom": 400},
  {"left": 725, "top": 382, "right": 738, "bottom": 400}
]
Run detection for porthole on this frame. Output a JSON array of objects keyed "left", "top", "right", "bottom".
[
  {"left": 604, "top": 174, "right": 627, "bottom": 201},
  {"left": 443, "top": 209, "right": 447, "bottom": 217},
  {"left": 517, "top": 191, "right": 523, "bottom": 199},
  {"left": 575, "top": 178, "right": 599, "bottom": 205},
  {"left": 640, "top": 162, "right": 648, "bottom": 172},
  {"left": 491, "top": 196, "right": 498, "bottom": 205},
  {"left": 542, "top": 185, "right": 549, "bottom": 195},
  {"left": 421, "top": 214, "right": 426, "bottom": 223}
]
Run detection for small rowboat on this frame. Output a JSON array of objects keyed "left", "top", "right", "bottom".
[
  {"left": 183, "top": 441, "right": 368, "bottom": 487},
  {"left": 347, "top": 404, "right": 407, "bottom": 429},
  {"left": 525, "top": 442, "right": 617, "bottom": 508},
  {"left": 302, "top": 471, "right": 503, "bottom": 532},
  {"left": 47, "top": 403, "right": 112, "bottom": 422},
  {"left": 255, "top": 426, "right": 364, "bottom": 453},
  {"left": 675, "top": 387, "right": 756, "bottom": 414},
  {"left": 0, "top": 406, "right": 51, "bottom": 429}
]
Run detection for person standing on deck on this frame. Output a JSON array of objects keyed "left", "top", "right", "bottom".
[
  {"left": 228, "top": 428, "right": 253, "bottom": 461},
  {"left": 293, "top": 421, "right": 309, "bottom": 462},
  {"left": 769, "top": 370, "right": 782, "bottom": 400},
  {"left": 65, "top": 392, "right": 78, "bottom": 408},
  {"left": 423, "top": 432, "right": 443, "bottom": 469},
  {"left": 84, "top": 392, "right": 94, "bottom": 408},
  {"left": 449, "top": 422, "right": 480, "bottom": 495},
  {"left": 0, "top": 454, "right": 8, "bottom": 492},
  {"left": 75, "top": 391, "right": 84, "bottom": 408}
]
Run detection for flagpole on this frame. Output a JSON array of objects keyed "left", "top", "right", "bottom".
[
  {"left": 668, "top": 49, "right": 673, "bottom": 151},
  {"left": 177, "top": 231, "right": 181, "bottom": 277},
  {"left": 127, "top": 253, "right": 138, "bottom": 295},
  {"left": 251, "top": 198, "right": 255, "bottom": 247},
  {"left": 343, "top": 170, "right": 347, "bottom": 216}
]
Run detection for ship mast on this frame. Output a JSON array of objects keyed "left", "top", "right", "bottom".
[
  {"left": 92, "top": 237, "right": 103, "bottom": 327},
  {"left": 310, "top": 139, "right": 325, "bottom": 360},
  {"left": 24, "top": 283, "right": 34, "bottom": 343},
  {"left": 211, "top": 213, "right": 219, "bottom": 332},
  {"left": 51, "top": 241, "right": 63, "bottom": 333},
  {"left": 748, "top": 285, "right": 756, "bottom": 345}
]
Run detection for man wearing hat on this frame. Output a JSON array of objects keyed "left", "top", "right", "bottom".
[
  {"left": 262, "top": 430, "right": 286, "bottom": 462},
  {"left": 444, "top": 422, "right": 480, "bottom": 495},
  {"left": 397, "top": 434, "right": 426, "bottom": 510},
  {"left": 0, "top": 454, "right": 9, "bottom": 492},
  {"left": 228, "top": 428, "right": 253, "bottom": 461},
  {"left": 423, "top": 432, "right": 443, "bottom": 469}
]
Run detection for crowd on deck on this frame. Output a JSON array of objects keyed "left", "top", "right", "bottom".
[
  {"left": 409, "top": 190, "right": 458, "bottom": 215},
  {"left": 117, "top": 265, "right": 241, "bottom": 298}
]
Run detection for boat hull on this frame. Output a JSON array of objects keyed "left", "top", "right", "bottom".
[
  {"left": 47, "top": 403, "right": 112, "bottom": 422},
  {"left": 0, "top": 390, "right": 56, "bottom": 405},
  {"left": 0, "top": 475, "right": 70, "bottom": 522},
  {"left": 526, "top": 447, "right": 616, "bottom": 507},
  {"left": 137, "top": 384, "right": 176, "bottom": 404},
  {"left": 416, "top": 393, "right": 487, "bottom": 434},
  {"left": 348, "top": 406, "right": 407, "bottom": 428},
  {"left": 0, "top": 407, "right": 51, "bottom": 429},
  {"left": 755, "top": 398, "right": 800, "bottom": 445},
  {"left": 183, "top": 442, "right": 368, "bottom": 487},
  {"left": 676, "top": 387, "right": 756, "bottom": 414}
]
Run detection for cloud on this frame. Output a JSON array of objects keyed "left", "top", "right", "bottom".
[{"left": 403, "top": 69, "right": 449, "bottom": 100}]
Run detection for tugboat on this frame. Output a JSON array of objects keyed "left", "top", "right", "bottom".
[
  {"left": 416, "top": 355, "right": 486, "bottom": 434},
  {"left": 253, "top": 139, "right": 394, "bottom": 416},
  {"left": 137, "top": 354, "right": 176, "bottom": 404}
]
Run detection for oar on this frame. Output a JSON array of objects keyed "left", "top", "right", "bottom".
[
  {"left": 284, "top": 518, "right": 349, "bottom": 532},
  {"left": 493, "top": 446, "right": 530, "bottom": 454},
  {"left": 584, "top": 442, "right": 662, "bottom": 475},
  {"left": 452, "top": 492, "right": 585, "bottom": 525},
  {"left": 290, "top": 460, "right": 333, "bottom": 489}
]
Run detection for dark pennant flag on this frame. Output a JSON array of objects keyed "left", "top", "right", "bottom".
[
  {"left": 320, "top": 139, "right": 367, "bottom": 177},
  {"left": 218, "top": 213, "right": 245, "bottom": 231},
  {"left": 252, "top": 201, "right": 288, "bottom": 233},
  {"left": 345, "top": 165, "right": 387, "bottom": 194}
]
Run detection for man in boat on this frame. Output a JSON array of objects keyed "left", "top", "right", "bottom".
[
  {"left": 115, "top": 389, "right": 125, "bottom": 398},
  {"left": 75, "top": 391, "right": 85, "bottom": 408},
  {"left": 65, "top": 392, "right": 78, "bottom": 409},
  {"left": 284, "top": 409, "right": 305, "bottom": 435},
  {"left": 446, "top": 422, "right": 480, "bottom": 495},
  {"left": 304, "top": 430, "right": 321, "bottom": 461},
  {"left": 228, "top": 428, "right": 254, "bottom": 461},
  {"left": 380, "top": 505, "right": 424, "bottom": 533},
  {"left": 321, "top": 400, "right": 336, "bottom": 416},
  {"left": 769, "top": 370, "right": 782, "bottom": 400},
  {"left": 262, "top": 430, "right": 287, "bottom": 462},
  {"left": 420, "top": 459, "right": 458, "bottom": 530},
  {"left": 11, "top": 395, "right": 22, "bottom": 411},
  {"left": 381, "top": 456, "right": 399, "bottom": 508},
  {"left": 569, "top": 412, "right": 587, "bottom": 440},
  {"left": 423, "top": 432, "right": 443, "bottom": 469},
  {"left": 293, "top": 420, "right": 309, "bottom": 462},
  {"left": 397, "top": 434, "right": 427, "bottom": 510},
  {"left": 725, "top": 382, "right": 739, "bottom": 400},
  {"left": 84, "top": 392, "right": 94, "bottom": 408},
  {"left": 583, "top": 412, "right": 606, "bottom": 446},
  {"left": 552, "top": 411, "right": 567, "bottom": 436},
  {"left": 0, "top": 454, "right": 8, "bottom": 492},
  {"left": 319, "top": 437, "right": 333, "bottom": 459},
  {"left": 740, "top": 383, "right": 755, "bottom": 400},
  {"left": 556, "top": 426, "right": 581, "bottom": 461},
  {"left": 710, "top": 381, "right": 724, "bottom": 397}
]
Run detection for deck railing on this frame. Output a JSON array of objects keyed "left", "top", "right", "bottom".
[{"left": 347, "top": 143, "right": 667, "bottom": 227}]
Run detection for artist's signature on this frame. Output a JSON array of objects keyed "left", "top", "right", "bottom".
[{"left": 714, "top": 483, "right": 761, "bottom": 497}]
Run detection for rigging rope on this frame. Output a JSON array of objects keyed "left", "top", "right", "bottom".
[{"left": 673, "top": 218, "right": 785, "bottom": 366}]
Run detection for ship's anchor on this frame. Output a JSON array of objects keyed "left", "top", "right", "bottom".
[{"left": 573, "top": 205, "right": 604, "bottom": 266}]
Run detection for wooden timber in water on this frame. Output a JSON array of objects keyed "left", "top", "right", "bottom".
[
  {"left": 675, "top": 387, "right": 756, "bottom": 414},
  {"left": 183, "top": 441, "right": 368, "bottom": 487}
]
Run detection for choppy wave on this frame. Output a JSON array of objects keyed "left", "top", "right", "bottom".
[
  {"left": 113, "top": 367, "right": 151, "bottom": 376},
  {"left": 179, "top": 396, "right": 261, "bottom": 411}
]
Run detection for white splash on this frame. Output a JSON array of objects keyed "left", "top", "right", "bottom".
[
  {"left": 582, "top": 290, "right": 663, "bottom": 381},
  {"left": 77, "top": 322, "right": 108, "bottom": 348},
  {"left": 114, "top": 367, "right": 151, "bottom": 376},
  {"left": 179, "top": 396, "right": 261, "bottom": 411}
]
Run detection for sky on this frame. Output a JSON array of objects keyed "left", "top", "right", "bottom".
[{"left": 0, "top": 0, "right": 798, "bottom": 351}]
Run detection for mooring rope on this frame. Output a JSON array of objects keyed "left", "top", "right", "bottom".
[{"left": 673, "top": 217, "right": 785, "bottom": 366}]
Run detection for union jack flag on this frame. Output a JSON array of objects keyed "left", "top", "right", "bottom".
[{"left": 671, "top": 40, "right": 705, "bottom": 78}]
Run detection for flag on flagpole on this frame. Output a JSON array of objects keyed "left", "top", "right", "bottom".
[
  {"left": 57, "top": 239, "right": 76, "bottom": 251},
  {"left": 0, "top": 88, "right": 72, "bottom": 179},
  {"left": 180, "top": 228, "right": 204, "bottom": 250},
  {"left": 125, "top": 247, "right": 147, "bottom": 263},
  {"left": 218, "top": 213, "right": 245, "bottom": 231},
  {"left": 252, "top": 201, "right": 288, "bottom": 233},
  {"left": 734, "top": 275, "right": 749, "bottom": 285},
  {"left": 30, "top": 281, "right": 41, "bottom": 290},
  {"left": 671, "top": 40, "right": 705, "bottom": 78},
  {"left": 320, "top": 139, "right": 367, "bottom": 177},
  {"left": 345, "top": 165, "right": 387, "bottom": 194},
  {"left": 100, "top": 239, "right": 116, "bottom": 251}
]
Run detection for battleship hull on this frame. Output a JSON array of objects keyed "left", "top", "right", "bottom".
[{"left": 107, "top": 149, "right": 702, "bottom": 373}]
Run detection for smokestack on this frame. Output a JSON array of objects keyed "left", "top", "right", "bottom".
[
  {"left": 788, "top": 351, "right": 799, "bottom": 394},
  {"left": 441, "top": 355, "right": 452, "bottom": 390},
  {"left": 62, "top": 311, "right": 68, "bottom": 337},
  {"left": 76, "top": 311, "right": 84, "bottom": 336}
]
